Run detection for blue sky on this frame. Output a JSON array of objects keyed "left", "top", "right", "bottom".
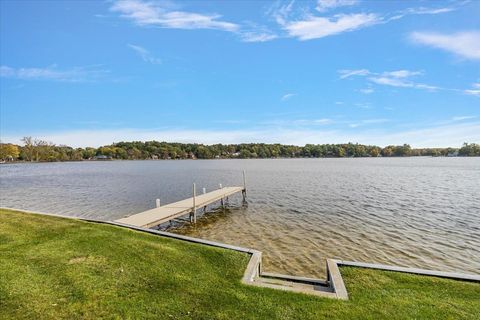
[{"left": 0, "top": 0, "right": 479, "bottom": 147}]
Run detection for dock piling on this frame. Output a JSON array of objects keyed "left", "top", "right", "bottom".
[
  {"left": 156, "top": 198, "right": 161, "bottom": 208},
  {"left": 243, "top": 170, "right": 247, "bottom": 191},
  {"left": 242, "top": 170, "right": 247, "bottom": 201},
  {"left": 192, "top": 183, "right": 197, "bottom": 223}
]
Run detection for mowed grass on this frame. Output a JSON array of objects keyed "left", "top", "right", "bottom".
[{"left": 0, "top": 209, "right": 479, "bottom": 319}]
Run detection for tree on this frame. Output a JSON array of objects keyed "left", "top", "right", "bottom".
[
  {"left": 0, "top": 143, "right": 20, "bottom": 161},
  {"left": 382, "top": 146, "right": 393, "bottom": 157},
  {"left": 369, "top": 147, "right": 381, "bottom": 157},
  {"left": 459, "top": 143, "right": 480, "bottom": 156},
  {"left": 21, "top": 136, "right": 35, "bottom": 161}
]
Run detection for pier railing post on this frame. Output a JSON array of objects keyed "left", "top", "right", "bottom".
[{"left": 192, "top": 183, "right": 197, "bottom": 223}]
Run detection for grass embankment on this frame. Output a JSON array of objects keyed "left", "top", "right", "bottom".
[{"left": 0, "top": 209, "right": 479, "bottom": 319}]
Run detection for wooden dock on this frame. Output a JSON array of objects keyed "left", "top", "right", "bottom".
[{"left": 115, "top": 172, "right": 247, "bottom": 228}]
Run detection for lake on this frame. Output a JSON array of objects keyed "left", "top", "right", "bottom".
[{"left": 1, "top": 158, "right": 479, "bottom": 277}]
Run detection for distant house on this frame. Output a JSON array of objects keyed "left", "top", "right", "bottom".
[
  {"left": 447, "top": 151, "right": 459, "bottom": 157},
  {"left": 93, "top": 155, "right": 112, "bottom": 160}
]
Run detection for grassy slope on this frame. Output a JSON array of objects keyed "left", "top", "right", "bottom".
[{"left": 0, "top": 209, "right": 478, "bottom": 320}]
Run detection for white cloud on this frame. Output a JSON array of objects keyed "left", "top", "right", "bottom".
[
  {"left": 273, "top": 1, "right": 455, "bottom": 42},
  {"left": 112, "top": 0, "right": 277, "bottom": 43},
  {"left": 452, "top": 116, "right": 477, "bottom": 121},
  {"left": 382, "top": 70, "right": 423, "bottom": 78},
  {"left": 387, "top": 4, "right": 457, "bottom": 22},
  {"left": 339, "top": 68, "right": 440, "bottom": 91},
  {"left": 369, "top": 76, "right": 439, "bottom": 91},
  {"left": 369, "top": 76, "right": 413, "bottom": 88},
  {"left": 127, "top": 44, "right": 161, "bottom": 64},
  {"left": 316, "top": 0, "right": 358, "bottom": 12},
  {"left": 464, "top": 83, "right": 480, "bottom": 96},
  {"left": 338, "top": 69, "right": 370, "bottom": 79},
  {"left": 0, "top": 65, "right": 109, "bottom": 82},
  {"left": 281, "top": 93, "right": 296, "bottom": 101},
  {"left": 4, "top": 121, "right": 478, "bottom": 148},
  {"left": 410, "top": 31, "right": 480, "bottom": 60},
  {"left": 406, "top": 7, "right": 455, "bottom": 15},
  {"left": 240, "top": 31, "right": 278, "bottom": 43},
  {"left": 390, "top": 6, "right": 456, "bottom": 20},
  {"left": 349, "top": 119, "right": 388, "bottom": 128},
  {"left": 111, "top": 0, "right": 239, "bottom": 32},
  {"left": 282, "top": 13, "right": 379, "bottom": 40},
  {"left": 359, "top": 88, "right": 374, "bottom": 94},
  {"left": 293, "top": 118, "right": 333, "bottom": 126}
]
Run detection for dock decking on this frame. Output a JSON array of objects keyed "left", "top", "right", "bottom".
[{"left": 115, "top": 186, "right": 246, "bottom": 228}]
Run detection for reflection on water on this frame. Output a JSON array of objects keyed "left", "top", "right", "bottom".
[{"left": 1, "top": 158, "right": 479, "bottom": 277}]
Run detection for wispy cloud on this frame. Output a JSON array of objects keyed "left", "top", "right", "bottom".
[
  {"left": 110, "top": 0, "right": 239, "bottom": 32},
  {"left": 358, "top": 88, "right": 374, "bottom": 94},
  {"left": 240, "top": 31, "right": 278, "bottom": 43},
  {"left": 410, "top": 31, "right": 480, "bottom": 60},
  {"left": 368, "top": 76, "right": 437, "bottom": 90},
  {"left": 293, "top": 118, "right": 333, "bottom": 126},
  {"left": 271, "top": 1, "right": 456, "bottom": 41},
  {"left": 405, "top": 7, "right": 455, "bottom": 15},
  {"left": 338, "top": 68, "right": 369, "bottom": 79},
  {"left": 349, "top": 118, "right": 389, "bottom": 128},
  {"left": 452, "top": 115, "right": 477, "bottom": 121},
  {"left": 464, "top": 83, "right": 480, "bottom": 96},
  {"left": 339, "top": 69, "right": 440, "bottom": 91},
  {"left": 316, "top": 0, "right": 358, "bottom": 12},
  {"left": 0, "top": 65, "right": 109, "bottom": 82},
  {"left": 281, "top": 13, "right": 379, "bottom": 41},
  {"left": 388, "top": 5, "right": 457, "bottom": 21},
  {"left": 112, "top": 0, "right": 278, "bottom": 43},
  {"left": 281, "top": 93, "right": 297, "bottom": 101},
  {"left": 127, "top": 44, "right": 161, "bottom": 64}
]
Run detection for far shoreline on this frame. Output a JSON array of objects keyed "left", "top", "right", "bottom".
[{"left": 1, "top": 155, "right": 479, "bottom": 165}]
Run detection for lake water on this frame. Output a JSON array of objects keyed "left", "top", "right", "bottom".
[{"left": 1, "top": 158, "right": 479, "bottom": 277}]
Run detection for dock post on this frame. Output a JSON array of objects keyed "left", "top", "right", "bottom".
[
  {"left": 202, "top": 187, "right": 207, "bottom": 212},
  {"left": 242, "top": 170, "right": 247, "bottom": 201},
  {"left": 219, "top": 183, "right": 222, "bottom": 189},
  {"left": 192, "top": 183, "right": 197, "bottom": 223},
  {"left": 156, "top": 198, "right": 161, "bottom": 208},
  {"left": 243, "top": 170, "right": 247, "bottom": 191}
]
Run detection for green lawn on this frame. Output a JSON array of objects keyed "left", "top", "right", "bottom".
[{"left": 0, "top": 209, "right": 478, "bottom": 319}]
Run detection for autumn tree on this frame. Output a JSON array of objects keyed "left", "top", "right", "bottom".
[{"left": 0, "top": 143, "right": 20, "bottom": 161}]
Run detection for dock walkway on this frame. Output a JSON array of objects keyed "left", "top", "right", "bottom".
[{"left": 116, "top": 185, "right": 246, "bottom": 228}]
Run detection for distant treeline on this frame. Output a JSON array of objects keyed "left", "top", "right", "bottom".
[{"left": 0, "top": 137, "right": 479, "bottom": 162}]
